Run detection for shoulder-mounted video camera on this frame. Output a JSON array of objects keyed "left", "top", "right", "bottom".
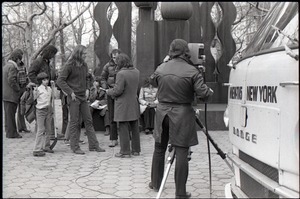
[{"left": 188, "top": 43, "right": 206, "bottom": 72}]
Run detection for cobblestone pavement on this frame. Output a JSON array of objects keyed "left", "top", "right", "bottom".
[{"left": 2, "top": 100, "right": 233, "bottom": 198}]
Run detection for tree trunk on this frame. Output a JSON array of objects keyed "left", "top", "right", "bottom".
[
  {"left": 26, "top": 2, "right": 33, "bottom": 65},
  {"left": 50, "top": 2, "right": 56, "bottom": 71},
  {"left": 92, "top": 2, "right": 97, "bottom": 69},
  {"left": 59, "top": 2, "right": 66, "bottom": 67}
]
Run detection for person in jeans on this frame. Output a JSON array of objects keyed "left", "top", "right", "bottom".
[
  {"left": 32, "top": 72, "right": 54, "bottom": 156},
  {"left": 106, "top": 53, "right": 141, "bottom": 158},
  {"left": 100, "top": 49, "right": 122, "bottom": 147},
  {"left": 56, "top": 45, "right": 105, "bottom": 155}
]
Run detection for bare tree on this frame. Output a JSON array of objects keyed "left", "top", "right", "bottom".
[
  {"left": 88, "top": 2, "right": 99, "bottom": 69},
  {"left": 2, "top": 2, "right": 91, "bottom": 64},
  {"left": 30, "top": 2, "right": 91, "bottom": 62},
  {"left": 232, "top": 2, "right": 270, "bottom": 55},
  {"left": 2, "top": 2, "right": 47, "bottom": 67},
  {"left": 58, "top": 2, "right": 66, "bottom": 66}
]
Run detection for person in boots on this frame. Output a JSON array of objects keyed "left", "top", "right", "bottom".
[{"left": 56, "top": 45, "right": 105, "bottom": 155}]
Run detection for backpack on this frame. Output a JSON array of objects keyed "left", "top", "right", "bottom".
[
  {"left": 20, "top": 87, "right": 36, "bottom": 123},
  {"left": 17, "top": 66, "right": 28, "bottom": 87}
]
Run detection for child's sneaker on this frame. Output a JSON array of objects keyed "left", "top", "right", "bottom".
[
  {"left": 79, "top": 140, "right": 85, "bottom": 144},
  {"left": 33, "top": 151, "right": 46, "bottom": 157},
  {"left": 64, "top": 139, "right": 70, "bottom": 146}
]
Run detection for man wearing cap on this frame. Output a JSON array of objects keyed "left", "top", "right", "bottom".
[
  {"left": 148, "top": 39, "right": 214, "bottom": 198},
  {"left": 3, "top": 49, "right": 25, "bottom": 138}
]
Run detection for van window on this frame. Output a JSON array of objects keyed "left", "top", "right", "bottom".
[{"left": 243, "top": 2, "right": 298, "bottom": 56}]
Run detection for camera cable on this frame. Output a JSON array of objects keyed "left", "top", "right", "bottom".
[{"left": 74, "top": 146, "right": 121, "bottom": 198}]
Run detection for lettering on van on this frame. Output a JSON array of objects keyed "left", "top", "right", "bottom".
[
  {"left": 233, "top": 127, "right": 257, "bottom": 144},
  {"left": 247, "top": 86, "right": 277, "bottom": 103},
  {"left": 229, "top": 86, "right": 242, "bottom": 100}
]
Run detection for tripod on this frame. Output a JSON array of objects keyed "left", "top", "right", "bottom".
[
  {"left": 156, "top": 144, "right": 192, "bottom": 199},
  {"left": 155, "top": 116, "right": 233, "bottom": 199}
]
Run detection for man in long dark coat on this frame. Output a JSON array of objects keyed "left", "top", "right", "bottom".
[{"left": 149, "top": 39, "right": 214, "bottom": 198}]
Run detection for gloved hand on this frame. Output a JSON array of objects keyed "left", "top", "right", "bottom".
[{"left": 200, "top": 88, "right": 214, "bottom": 103}]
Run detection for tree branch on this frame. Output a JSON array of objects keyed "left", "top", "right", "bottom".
[
  {"left": 29, "top": 2, "right": 47, "bottom": 22},
  {"left": 249, "top": 2, "right": 269, "bottom": 13},
  {"left": 65, "top": 2, "right": 91, "bottom": 27},
  {"left": 30, "top": 2, "right": 92, "bottom": 61},
  {"left": 233, "top": 4, "right": 253, "bottom": 25},
  {"left": 2, "top": 15, "right": 26, "bottom": 30},
  {"left": 4, "top": 2, "right": 22, "bottom": 7}
]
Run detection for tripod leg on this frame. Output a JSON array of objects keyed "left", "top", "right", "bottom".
[
  {"left": 156, "top": 162, "right": 172, "bottom": 199},
  {"left": 156, "top": 145, "right": 175, "bottom": 199}
]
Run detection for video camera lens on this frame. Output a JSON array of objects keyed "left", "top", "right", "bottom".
[{"left": 198, "top": 43, "right": 204, "bottom": 59}]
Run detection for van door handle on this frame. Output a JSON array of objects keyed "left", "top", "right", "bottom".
[
  {"left": 223, "top": 83, "right": 232, "bottom": 86},
  {"left": 279, "top": 81, "right": 299, "bottom": 87}
]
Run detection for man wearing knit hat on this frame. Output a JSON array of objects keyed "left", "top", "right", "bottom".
[
  {"left": 3, "top": 49, "right": 25, "bottom": 138},
  {"left": 148, "top": 39, "right": 214, "bottom": 198}
]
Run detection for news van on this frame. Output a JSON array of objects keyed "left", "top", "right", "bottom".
[{"left": 224, "top": 2, "right": 299, "bottom": 198}]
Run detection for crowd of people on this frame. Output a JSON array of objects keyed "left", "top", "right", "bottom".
[{"left": 2, "top": 39, "right": 213, "bottom": 198}]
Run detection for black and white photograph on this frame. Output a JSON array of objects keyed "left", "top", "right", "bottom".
[{"left": 2, "top": 2, "right": 299, "bottom": 198}]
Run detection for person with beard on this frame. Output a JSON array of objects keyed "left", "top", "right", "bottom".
[
  {"left": 3, "top": 49, "right": 25, "bottom": 138},
  {"left": 100, "top": 49, "right": 122, "bottom": 147},
  {"left": 148, "top": 39, "right": 214, "bottom": 198}
]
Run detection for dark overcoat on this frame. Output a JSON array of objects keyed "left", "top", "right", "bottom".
[
  {"left": 2, "top": 60, "right": 22, "bottom": 104},
  {"left": 28, "top": 56, "right": 56, "bottom": 84},
  {"left": 107, "top": 67, "right": 140, "bottom": 122},
  {"left": 150, "top": 58, "right": 213, "bottom": 147}
]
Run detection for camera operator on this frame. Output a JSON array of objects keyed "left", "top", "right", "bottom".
[{"left": 148, "top": 39, "right": 213, "bottom": 198}]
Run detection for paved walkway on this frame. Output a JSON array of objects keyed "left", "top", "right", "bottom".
[{"left": 2, "top": 100, "right": 233, "bottom": 198}]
